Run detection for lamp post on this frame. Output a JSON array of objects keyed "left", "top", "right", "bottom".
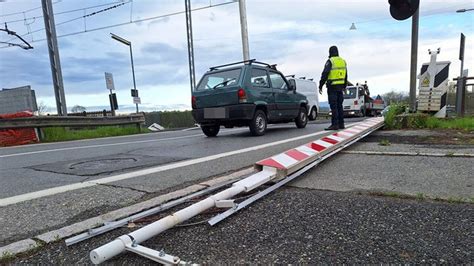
[{"left": 110, "top": 33, "right": 139, "bottom": 113}]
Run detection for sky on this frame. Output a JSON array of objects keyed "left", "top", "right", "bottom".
[{"left": 0, "top": 0, "right": 473, "bottom": 113}]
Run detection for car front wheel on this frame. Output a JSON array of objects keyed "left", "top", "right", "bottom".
[
  {"left": 249, "top": 110, "right": 267, "bottom": 136},
  {"left": 201, "top": 125, "right": 220, "bottom": 137},
  {"left": 295, "top": 107, "right": 308, "bottom": 128}
]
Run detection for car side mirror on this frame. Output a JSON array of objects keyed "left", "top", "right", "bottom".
[{"left": 288, "top": 79, "right": 296, "bottom": 91}]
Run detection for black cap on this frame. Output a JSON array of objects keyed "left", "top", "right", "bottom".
[{"left": 329, "top": 46, "right": 339, "bottom": 57}]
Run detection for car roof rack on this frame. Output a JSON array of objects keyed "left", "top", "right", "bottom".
[{"left": 209, "top": 59, "right": 277, "bottom": 71}]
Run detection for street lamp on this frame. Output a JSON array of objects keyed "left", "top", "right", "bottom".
[
  {"left": 456, "top": 8, "right": 474, "bottom": 13},
  {"left": 110, "top": 33, "right": 139, "bottom": 113}
]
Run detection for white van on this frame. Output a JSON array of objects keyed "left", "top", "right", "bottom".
[{"left": 290, "top": 78, "right": 320, "bottom": 120}]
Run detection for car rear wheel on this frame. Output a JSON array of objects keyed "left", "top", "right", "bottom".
[
  {"left": 295, "top": 107, "right": 308, "bottom": 128},
  {"left": 201, "top": 125, "right": 220, "bottom": 137},
  {"left": 309, "top": 107, "right": 317, "bottom": 121},
  {"left": 249, "top": 110, "right": 267, "bottom": 136}
]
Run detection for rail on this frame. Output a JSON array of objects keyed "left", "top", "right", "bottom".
[{"left": 0, "top": 114, "right": 145, "bottom": 129}]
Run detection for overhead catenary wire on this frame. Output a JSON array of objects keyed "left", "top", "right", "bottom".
[
  {"left": 0, "top": 0, "right": 129, "bottom": 24},
  {"left": 0, "top": 0, "right": 61, "bottom": 18},
  {"left": 0, "top": 0, "right": 237, "bottom": 49},
  {"left": 1, "top": 0, "right": 132, "bottom": 45}
]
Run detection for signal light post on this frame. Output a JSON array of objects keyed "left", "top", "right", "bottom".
[{"left": 388, "top": 0, "right": 420, "bottom": 112}]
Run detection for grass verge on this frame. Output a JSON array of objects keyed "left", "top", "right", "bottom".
[
  {"left": 42, "top": 125, "right": 142, "bottom": 142},
  {"left": 425, "top": 116, "right": 474, "bottom": 131},
  {"left": 383, "top": 105, "right": 474, "bottom": 131}
]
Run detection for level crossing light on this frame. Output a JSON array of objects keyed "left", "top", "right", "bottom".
[{"left": 110, "top": 33, "right": 139, "bottom": 113}]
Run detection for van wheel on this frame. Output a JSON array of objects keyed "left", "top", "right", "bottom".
[
  {"left": 202, "top": 125, "right": 220, "bottom": 137},
  {"left": 309, "top": 107, "right": 317, "bottom": 121},
  {"left": 295, "top": 107, "right": 308, "bottom": 128},
  {"left": 249, "top": 110, "right": 267, "bottom": 136}
]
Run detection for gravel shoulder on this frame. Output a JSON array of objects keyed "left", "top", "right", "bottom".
[{"left": 10, "top": 188, "right": 473, "bottom": 264}]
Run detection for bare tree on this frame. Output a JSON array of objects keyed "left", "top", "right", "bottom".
[
  {"left": 37, "top": 101, "right": 49, "bottom": 115},
  {"left": 71, "top": 105, "right": 87, "bottom": 113}
]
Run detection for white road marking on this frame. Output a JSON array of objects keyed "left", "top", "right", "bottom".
[
  {"left": 0, "top": 129, "right": 331, "bottom": 206},
  {"left": 0, "top": 134, "right": 204, "bottom": 158},
  {"left": 0, "top": 128, "right": 246, "bottom": 158},
  {"left": 0, "top": 121, "right": 364, "bottom": 206}
]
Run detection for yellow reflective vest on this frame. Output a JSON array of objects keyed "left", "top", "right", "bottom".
[{"left": 328, "top": 56, "right": 347, "bottom": 86}]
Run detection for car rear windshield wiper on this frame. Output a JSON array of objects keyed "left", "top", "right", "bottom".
[{"left": 212, "top": 78, "right": 236, "bottom": 90}]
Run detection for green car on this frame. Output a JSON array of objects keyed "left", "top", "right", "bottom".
[{"left": 192, "top": 60, "right": 309, "bottom": 137}]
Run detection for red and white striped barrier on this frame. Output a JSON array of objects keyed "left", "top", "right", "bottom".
[
  {"left": 90, "top": 116, "right": 384, "bottom": 264},
  {"left": 256, "top": 117, "right": 384, "bottom": 175}
]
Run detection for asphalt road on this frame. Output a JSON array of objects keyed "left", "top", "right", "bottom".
[
  {"left": 0, "top": 118, "right": 364, "bottom": 246},
  {"left": 2, "top": 119, "right": 472, "bottom": 264},
  {"left": 13, "top": 188, "right": 473, "bottom": 264}
]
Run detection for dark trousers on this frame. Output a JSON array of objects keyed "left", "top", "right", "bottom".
[{"left": 328, "top": 89, "right": 344, "bottom": 127}]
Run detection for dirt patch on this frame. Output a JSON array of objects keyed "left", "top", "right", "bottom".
[{"left": 362, "top": 129, "right": 474, "bottom": 145}]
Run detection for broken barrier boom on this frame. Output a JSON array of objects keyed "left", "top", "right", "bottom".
[{"left": 90, "top": 117, "right": 384, "bottom": 264}]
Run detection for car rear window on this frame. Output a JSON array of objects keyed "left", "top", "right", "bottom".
[
  {"left": 344, "top": 87, "right": 357, "bottom": 99},
  {"left": 195, "top": 69, "right": 241, "bottom": 91}
]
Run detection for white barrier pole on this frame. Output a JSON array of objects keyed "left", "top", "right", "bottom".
[{"left": 90, "top": 169, "right": 276, "bottom": 264}]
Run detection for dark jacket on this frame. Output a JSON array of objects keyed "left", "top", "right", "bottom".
[{"left": 319, "top": 47, "right": 348, "bottom": 91}]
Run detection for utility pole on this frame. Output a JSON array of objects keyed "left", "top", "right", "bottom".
[
  {"left": 238, "top": 0, "right": 250, "bottom": 61},
  {"left": 41, "top": 0, "right": 67, "bottom": 115},
  {"left": 409, "top": 8, "right": 419, "bottom": 112},
  {"left": 184, "top": 0, "right": 196, "bottom": 92}
]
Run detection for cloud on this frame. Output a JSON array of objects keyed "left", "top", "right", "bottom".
[{"left": 0, "top": 0, "right": 472, "bottom": 111}]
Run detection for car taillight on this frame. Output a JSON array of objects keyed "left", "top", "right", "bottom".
[
  {"left": 238, "top": 88, "right": 247, "bottom": 103},
  {"left": 354, "top": 100, "right": 358, "bottom": 105},
  {"left": 192, "top": 96, "right": 197, "bottom": 109}
]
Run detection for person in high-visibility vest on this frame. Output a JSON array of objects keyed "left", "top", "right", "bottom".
[{"left": 319, "top": 45, "right": 348, "bottom": 130}]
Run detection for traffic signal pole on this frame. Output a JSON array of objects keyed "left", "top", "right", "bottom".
[{"left": 409, "top": 8, "right": 419, "bottom": 112}]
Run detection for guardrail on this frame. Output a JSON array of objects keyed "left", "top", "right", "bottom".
[
  {"left": 317, "top": 111, "right": 331, "bottom": 119},
  {"left": 0, "top": 114, "right": 145, "bottom": 129}
]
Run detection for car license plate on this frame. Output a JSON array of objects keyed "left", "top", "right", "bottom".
[{"left": 204, "top": 108, "right": 226, "bottom": 119}]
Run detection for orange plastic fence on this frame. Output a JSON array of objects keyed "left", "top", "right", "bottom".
[{"left": 0, "top": 111, "right": 38, "bottom": 147}]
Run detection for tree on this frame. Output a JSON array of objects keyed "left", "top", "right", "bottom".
[
  {"left": 37, "top": 101, "right": 48, "bottom": 115},
  {"left": 71, "top": 105, "right": 86, "bottom": 113},
  {"left": 383, "top": 90, "right": 410, "bottom": 105}
]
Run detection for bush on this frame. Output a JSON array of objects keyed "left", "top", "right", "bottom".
[{"left": 384, "top": 104, "right": 407, "bottom": 129}]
